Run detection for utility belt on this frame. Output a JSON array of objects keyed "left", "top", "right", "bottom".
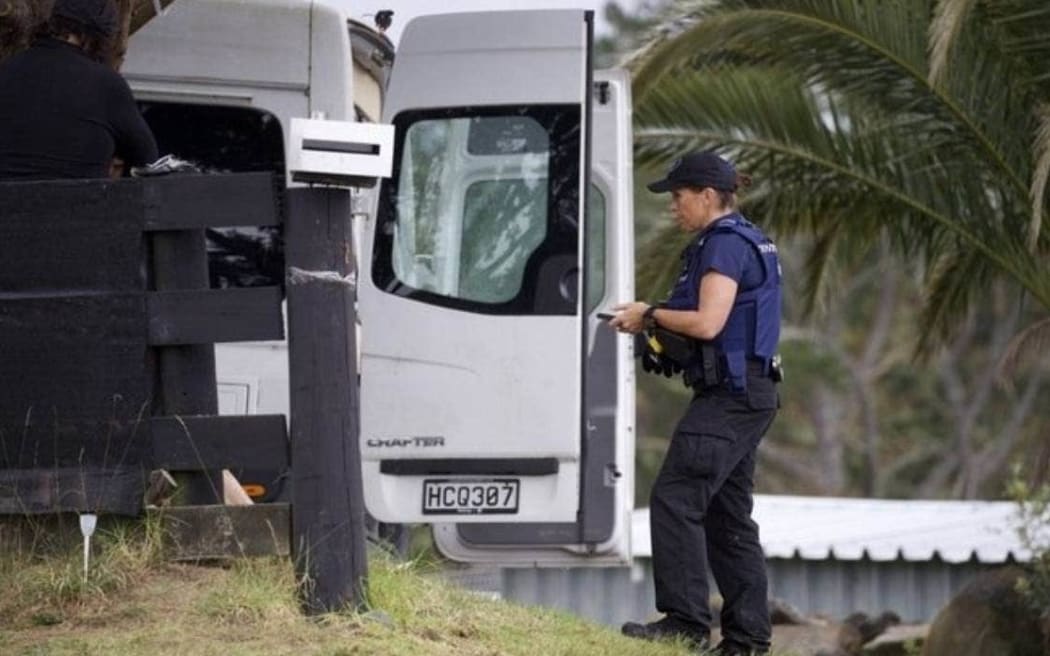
[
  {"left": 640, "top": 327, "right": 783, "bottom": 390},
  {"left": 684, "top": 355, "right": 775, "bottom": 390}
]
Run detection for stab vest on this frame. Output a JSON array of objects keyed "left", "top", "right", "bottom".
[{"left": 662, "top": 214, "right": 782, "bottom": 392}]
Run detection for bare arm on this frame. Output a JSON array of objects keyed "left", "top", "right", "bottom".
[{"left": 610, "top": 271, "right": 737, "bottom": 340}]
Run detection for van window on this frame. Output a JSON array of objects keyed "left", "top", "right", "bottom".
[
  {"left": 586, "top": 186, "right": 605, "bottom": 313},
  {"left": 373, "top": 106, "right": 583, "bottom": 315},
  {"left": 138, "top": 103, "right": 285, "bottom": 289}
]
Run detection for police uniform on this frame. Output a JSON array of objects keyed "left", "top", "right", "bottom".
[
  {"left": 620, "top": 151, "right": 782, "bottom": 656},
  {"left": 650, "top": 213, "right": 780, "bottom": 653}
]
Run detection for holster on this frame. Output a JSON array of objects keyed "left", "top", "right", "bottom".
[
  {"left": 646, "top": 327, "right": 722, "bottom": 389},
  {"left": 699, "top": 343, "right": 720, "bottom": 387},
  {"left": 649, "top": 327, "right": 694, "bottom": 366}
]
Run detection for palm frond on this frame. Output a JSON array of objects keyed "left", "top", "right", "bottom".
[
  {"left": 634, "top": 69, "right": 1050, "bottom": 309},
  {"left": 798, "top": 219, "right": 841, "bottom": 318},
  {"left": 632, "top": 0, "right": 931, "bottom": 105},
  {"left": 916, "top": 248, "right": 993, "bottom": 355},
  {"left": 929, "top": 0, "right": 979, "bottom": 87},
  {"left": 635, "top": 222, "right": 693, "bottom": 301},
  {"left": 629, "top": 0, "right": 1037, "bottom": 217},
  {"left": 998, "top": 315, "right": 1050, "bottom": 378},
  {"left": 1029, "top": 103, "right": 1050, "bottom": 251},
  {"left": 629, "top": 0, "right": 1050, "bottom": 348},
  {"left": 977, "top": 1, "right": 1050, "bottom": 98}
]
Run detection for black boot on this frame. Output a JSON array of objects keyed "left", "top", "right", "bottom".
[{"left": 621, "top": 616, "right": 709, "bottom": 648}]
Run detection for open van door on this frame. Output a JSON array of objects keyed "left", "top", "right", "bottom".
[{"left": 359, "top": 11, "right": 635, "bottom": 564}]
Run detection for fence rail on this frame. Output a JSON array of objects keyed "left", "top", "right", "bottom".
[{"left": 0, "top": 172, "right": 286, "bottom": 513}]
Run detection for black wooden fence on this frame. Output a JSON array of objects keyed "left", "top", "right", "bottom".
[
  {"left": 0, "top": 172, "right": 286, "bottom": 514},
  {"left": 0, "top": 173, "right": 366, "bottom": 611}
]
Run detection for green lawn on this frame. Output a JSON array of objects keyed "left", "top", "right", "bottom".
[{"left": 0, "top": 522, "right": 705, "bottom": 656}]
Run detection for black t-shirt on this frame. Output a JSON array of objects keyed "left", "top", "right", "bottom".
[{"left": 0, "top": 38, "right": 158, "bottom": 180}]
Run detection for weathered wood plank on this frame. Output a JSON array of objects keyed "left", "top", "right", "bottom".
[
  {"left": 150, "top": 228, "right": 220, "bottom": 504},
  {"left": 0, "top": 468, "right": 144, "bottom": 516},
  {"left": 150, "top": 503, "right": 291, "bottom": 561},
  {"left": 150, "top": 414, "right": 289, "bottom": 471},
  {"left": 286, "top": 188, "right": 368, "bottom": 613},
  {"left": 0, "top": 178, "right": 144, "bottom": 292},
  {"left": 146, "top": 287, "right": 283, "bottom": 345},
  {"left": 0, "top": 179, "right": 150, "bottom": 515},
  {"left": 0, "top": 294, "right": 151, "bottom": 499},
  {"left": 1, "top": 513, "right": 143, "bottom": 554},
  {"left": 142, "top": 172, "right": 282, "bottom": 230}
]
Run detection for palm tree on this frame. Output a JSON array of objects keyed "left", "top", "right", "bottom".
[{"left": 627, "top": 0, "right": 1050, "bottom": 358}]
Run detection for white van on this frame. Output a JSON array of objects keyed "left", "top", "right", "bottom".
[
  {"left": 123, "top": 0, "right": 391, "bottom": 501},
  {"left": 124, "top": 1, "right": 638, "bottom": 565}
]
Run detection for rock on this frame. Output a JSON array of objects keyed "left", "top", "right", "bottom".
[
  {"left": 923, "top": 566, "right": 1047, "bottom": 656},
  {"left": 771, "top": 622, "right": 846, "bottom": 656},
  {"left": 838, "top": 611, "right": 901, "bottom": 652},
  {"left": 770, "top": 597, "right": 814, "bottom": 625},
  {"left": 361, "top": 609, "right": 394, "bottom": 628}
]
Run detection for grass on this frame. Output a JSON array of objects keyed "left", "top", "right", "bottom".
[{"left": 0, "top": 520, "right": 722, "bottom": 656}]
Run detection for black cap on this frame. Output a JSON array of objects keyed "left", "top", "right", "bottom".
[
  {"left": 52, "top": 0, "right": 119, "bottom": 38},
  {"left": 647, "top": 151, "right": 737, "bottom": 193}
]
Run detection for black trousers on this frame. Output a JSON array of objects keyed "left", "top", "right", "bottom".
[{"left": 650, "top": 377, "right": 777, "bottom": 651}]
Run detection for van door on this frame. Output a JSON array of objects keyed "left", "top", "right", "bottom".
[
  {"left": 359, "top": 12, "right": 634, "bottom": 563},
  {"left": 433, "top": 69, "right": 635, "bottom": 565}
]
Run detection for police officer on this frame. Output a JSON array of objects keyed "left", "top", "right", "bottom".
[
  {"left": 611, "top": 151, "right": 781, "bottom": 656},
  {"left": 0, "top": 0, "right": 158, "bottom": 180}
]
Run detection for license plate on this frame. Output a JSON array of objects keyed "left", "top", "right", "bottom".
[{"left": 422, "top": 479, "right": 520, "bottom": 515}]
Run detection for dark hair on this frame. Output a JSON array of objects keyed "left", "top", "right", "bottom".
[
  {"left": 40, "top": 15, "right": 117, "bottom": 63},
  {"left": 688, "top": 173, "right": 753, "bottom": 209},
  {"left": 1, "top": 0, "right": 52, "bottom": 60}
]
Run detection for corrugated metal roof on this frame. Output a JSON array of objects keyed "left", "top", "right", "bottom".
[{"left": 631, "top": 494, "right": 1030, "bottom": 564}]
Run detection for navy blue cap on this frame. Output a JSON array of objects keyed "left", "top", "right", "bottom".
[
  {"left": 647, "top": 151, "right": 737, "bottom": 193},
  {"left": 52, "top": 0, "right": 119, "bottom": 38}
]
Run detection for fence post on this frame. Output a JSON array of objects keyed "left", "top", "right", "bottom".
[
  {"left": 150, "top": 227, "right": 222, "bottom": 504},
  {"left": 285, "top": 187, "right": 367, "bottom": 613}
]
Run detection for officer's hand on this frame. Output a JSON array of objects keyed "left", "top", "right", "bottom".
[{"left": 610, "top": 301, "right": 649, "bottom": 334}]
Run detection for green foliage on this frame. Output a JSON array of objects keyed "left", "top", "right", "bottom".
[
  {"left": 595, "top": 0, "right": 677, "bottom": 68},
  {"left": 194, "top": 557, "right": 302, "bottom": 623},
  {"left": 1, "top": 521, "right": 816, "bottom": 655},
  {"left": 1, "top": 515, "right": 164, "bottom": 627},
  {"left": 628, "top": 0, "right": 1050, "bottom": 351},
  {"left": 1007, "top": 466, "right": 1050, "bottom": 613},
  {"left": 615, "top": 0, "right": 1050, "bottom": 500},
  {"left": 2, "top": 538, "right": 702, "bottom": 656}
]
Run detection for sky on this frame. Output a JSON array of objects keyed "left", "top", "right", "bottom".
[{"left": 331, "top": 0, "right": 639, "bottom": 45}]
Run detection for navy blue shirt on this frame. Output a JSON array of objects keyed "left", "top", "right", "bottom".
[
  {"left": 664, "top": 214, "right": 763, "bottom": 311},
  {"left": 0, "top": 38, "right": 158, "bottom": 180}
]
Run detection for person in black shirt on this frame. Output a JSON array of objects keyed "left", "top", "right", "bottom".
[{"left": 0, "top": 0, "right": 158, "bottom": 180}]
